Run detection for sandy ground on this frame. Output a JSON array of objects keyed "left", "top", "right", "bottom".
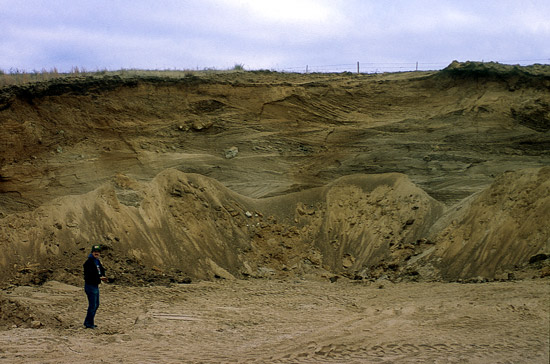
[{"left": 1, "top": 278, "right": 548, "bottom": 364}]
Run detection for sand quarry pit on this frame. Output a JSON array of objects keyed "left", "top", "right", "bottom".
[{"left": 0, "top": 61, "right": 549, "bottom": 362}]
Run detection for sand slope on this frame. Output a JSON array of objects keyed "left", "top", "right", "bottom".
[{"left": 423, "top": 167, "right": 550, "bottom": 280}]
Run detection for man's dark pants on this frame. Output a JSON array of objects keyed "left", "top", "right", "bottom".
[{"left": 84, "top": 283, "right": 100, "bottom": 328}]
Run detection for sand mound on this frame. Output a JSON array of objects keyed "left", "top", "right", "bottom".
[
  {"left": 417, "top": 167, "right": 550, "bottom": 280},
  {"left": 0, "top": 169, "right": 444, "bottom": 286},
  {"left": 1, "top": 166, "right": 548, "bottom": 286}
]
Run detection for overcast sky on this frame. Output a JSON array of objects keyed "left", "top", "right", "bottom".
[{"left": 1, "top": 0, "right": 549, "bottom": 73}]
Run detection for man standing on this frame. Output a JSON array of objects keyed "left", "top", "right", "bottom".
[{"left": 83, "top": 244, "right": 108, "bottom": 329}]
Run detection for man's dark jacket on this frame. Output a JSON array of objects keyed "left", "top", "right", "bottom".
[{"left": 83, "top": 255, "right": 106, "bottom": 286}]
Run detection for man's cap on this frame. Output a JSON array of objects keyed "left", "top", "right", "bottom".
[{"left": 91, "top": 244, "right": 102, "bottom": 252}]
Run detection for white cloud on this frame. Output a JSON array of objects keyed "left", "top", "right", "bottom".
[
  {"left": 213, "top": 0, "right": 347, "bottom": 38},
  {"left": 218, "top": 0, "right": 334, "bottom": 23}
]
